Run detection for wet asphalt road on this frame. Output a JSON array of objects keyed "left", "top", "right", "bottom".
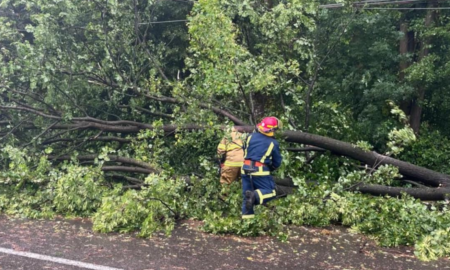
[{"left": 0, "top": 215, "right": 449, "bottom": 270}]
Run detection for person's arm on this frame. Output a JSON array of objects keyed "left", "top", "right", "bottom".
[
  {"left": 217, "top": 137, "right": 228, "bottom": 156},
  {"left": 270, "top": 140, "right": 282, "bottom": 170}
]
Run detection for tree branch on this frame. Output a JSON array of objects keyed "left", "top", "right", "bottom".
[
  {"left": 42, "top": 136, "right": 132, "bottom": 145},
  {"left": 101, "top": 166, "right": 154, "bottom": 174},
  {"left": 286, "top": 147, "right": 326, "bottom": 152},
  {"left": 49, "top": 154, "right": 160, "bottom": 172},
  {"left": 353, "top": 184, "right": 450, "bottom": 201},
  {"left": 118, "top": 105, "right": 174, "bottom": 119}
]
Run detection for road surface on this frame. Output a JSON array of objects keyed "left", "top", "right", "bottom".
[{"left": 0, "top": 215, "right": 448, "bottom": 270}]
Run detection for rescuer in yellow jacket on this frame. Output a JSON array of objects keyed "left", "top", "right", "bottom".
[{"left": 217, "top": 128, "right": 245, "bottom": 184}]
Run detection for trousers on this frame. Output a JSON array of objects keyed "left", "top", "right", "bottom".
[
  {"left": 241, "top": 174, "right": 277, "bottom": 218},
  {"left": 220, "top": 165, "right": 241, "bottom": 184}
]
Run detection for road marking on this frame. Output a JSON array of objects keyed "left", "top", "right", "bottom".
[{"left": 0, "top": 247, "right": 123, "bottom": 270}]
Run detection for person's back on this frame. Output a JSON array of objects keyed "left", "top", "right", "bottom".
[
  {"left": 217, "top": 128, "right": 245, "bottom": 184},
  {"left": 243, "top": 132, "right": 281, "bottom": 174}
]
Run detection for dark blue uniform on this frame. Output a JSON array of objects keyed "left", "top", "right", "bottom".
[{"left": 241, "top": 132, "right": 282, "bottom": 218}]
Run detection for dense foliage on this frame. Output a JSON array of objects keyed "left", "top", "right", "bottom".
[{"left": 1, "top": 0, "right": 450, "bottom": 262}]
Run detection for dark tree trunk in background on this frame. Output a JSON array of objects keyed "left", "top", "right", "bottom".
[
  {"left": 399, "top": 22, "right": 410, "bottom": 82},
  {"left": 399, "top": 21, "right": 413, "bottom": 115},
  {"left": 251, "top": 92, "right": 268, "bottom": 123},
  {"left": 409, "top": 0, "right": 437, "bottom": 134}
]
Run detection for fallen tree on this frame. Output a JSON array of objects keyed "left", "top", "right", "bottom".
[
  {"left": 45, "top": 138, "right": 450, "bottom": 201},
  {"left": 353, "top": 184, "right": 450, "bottom": 201},
  {"left": 235, "top": 126, "right": 450, "bottom": 187},
  {"left": 6, "top": 114, "right": 447, "bottom": 188},
  {"left": 2, "top": 97, "right": 449, "bottom": 199}
]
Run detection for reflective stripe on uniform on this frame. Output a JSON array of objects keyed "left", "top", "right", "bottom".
[
  {"left": 260, "top": 142, "right": 274, "bottom": 163},
  {"left": 217, "top": 144, "right": 227, "bottom": 150},
  {"left": 241, "top": 167, "right": 270, "bottom": 176},
  {"left": 226, "top": 144, "right": 243, "bottom": 151},
  {"left": 250, "top": 171, "right": 270, "bottom": 176},
  {"left": 218, "top": 143, "right": 242, "bottom": 151},
  {"left": 243, "top": 135, "right": 252, "bottom": 158},
  {"left": 255, "top": 189, "right": 263, "bottom": 205},
  {"left": 255, "top": 189, "right": 276, "bottom": 204},
  {"left": 242, "top": 214, "right": 255, "bottom": 219},
  {"left": 224, "top": 161, "right": 243, "bottom": 167},
  {"left": 261, "top": 189, "right": 276, "bottom": 200},
  {"left": 252, "top": 166, "right": 270, "bottom": 176}
]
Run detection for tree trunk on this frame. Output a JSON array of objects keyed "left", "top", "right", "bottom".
[
  {"left": 235, "top": 126, "right": 450, "bottom": 187},
  {"left": 399, "top": 20, "right": 414, "bottom": 115},
  {"left": 399, "top": 22, "right": 409, "bottom": 82},
  {"left": 251, "top": 92, "right": 268, "bottom": 122},
  {"left": 282, "top": 130, "right": 450, "bottom": 187},
  {"left": 273, "top": 179, "right": 450, "bottom": 201},
  {"left": 354, "top": 184, "right": 450, "bottom": 201},
  {"left": 409, "top": 0, "right": 437, "bottom": 134}
]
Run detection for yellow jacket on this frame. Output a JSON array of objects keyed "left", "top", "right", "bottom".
[{"left": 217, "top": 128, "right": 245, "bottom": 167}]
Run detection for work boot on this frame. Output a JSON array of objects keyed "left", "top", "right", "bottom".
[{"left": 245, "top": 190, "right": 255, "bottom": 211}]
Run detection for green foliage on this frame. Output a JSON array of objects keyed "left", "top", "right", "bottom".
[
  {"left": 185, "top": 0, "right": 316, "bottom": 124},
  {"left": 202, "top": 208, "right": 286, "bottom": 239},
  {"left": 93, "top": 173, "right": 187, "bottom": 237},
  {"left": 399, "top": 127, "right": 450, "bottom": 175},
  {"left": 415, "top": 228, "right": 450, "bottom": 262},
  {"left": 336, "top": 165, "right": 400, "bottom": 188},
  {"left": 1, "top": 145, "right": 51, "bottom": 186},
  {"left": 53, "top": 164, "right": 106, "bottom": 216},
  {"left": 385, "top": 101, "right": 416, "bottom": 156},
  {"left": 0, "top": 185, "right": 55, "bottom": 219},
  {"left": 386, "top": 127, "right": 416, "bottom": 156},
  {"left": 356, "top": 141, "right": 373, "bottom": 151}
]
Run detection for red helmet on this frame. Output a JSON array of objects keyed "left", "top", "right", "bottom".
[{"left": 257, "top": 116, "right": 281, "bottom": 135}]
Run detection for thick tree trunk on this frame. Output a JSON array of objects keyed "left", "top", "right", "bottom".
[
  {"left": 354, "top": 184, "right": 450, "bottom": 201},
  {"left": 273, "top": 179, "right": 450, "bottom": 201},
  {"left": 399, "top": 22, "right": 409, "bottom": 82},
  {"left": 3, "top": 102, "right": 450, "bottom": 190},
  {"left": 235, "top": 126, "right": 450, "bottom": 187},
  {"left": 409, "top": 89, "right": 425, "bottom": 134},
  {"left": 46, "top": 130, "right": 450, "bottom": 199},
  {"left": 399, "top": 21, "right": 414, "bottom": 115},
  {"left": 409, "top": 0, "right": 437, "bottom": 134},
  {"left": 282, "top": 130, "right": 450, "bottom": 187},
  {"left": 12, "top": 117, "right": 450, "bottom": 187}
]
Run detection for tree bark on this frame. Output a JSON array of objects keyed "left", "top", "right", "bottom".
[
  {"left": 234, "top": 126, "right": 450, "bottom": 187},
  {"left": 273, "top": 179, "right": 450, "bottom": 201},
  {"left": 49, "top": 154, "right": 159, "bottom": 171},
  {"left": 409, "top": 0, "right": 437, "bottom": 134},
  {"left": 399, "top": 20, "right": 413, "bottom": 115},
  {"left": 45, "top": 130, "right": 450, "bottom": 199},
  {"left": 281, "top": 130, "right": 450, "bottom": 187},
  {"left": 399, "top": 21, "right": 409, "bottom": 82},
  {"left": 354, "top": 184, "right": 450, "bottom": 201},
  {"left": 3, "top": 105, "right": 450, "bottom": 188}
]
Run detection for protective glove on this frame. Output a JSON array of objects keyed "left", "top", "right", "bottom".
[{"left": 269, "top": 164, "right": 277, "bottom": 172}]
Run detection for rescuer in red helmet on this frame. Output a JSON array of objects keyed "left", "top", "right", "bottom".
[{"left": 241, "top": 116, "right": 283, "bottom": 219}]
